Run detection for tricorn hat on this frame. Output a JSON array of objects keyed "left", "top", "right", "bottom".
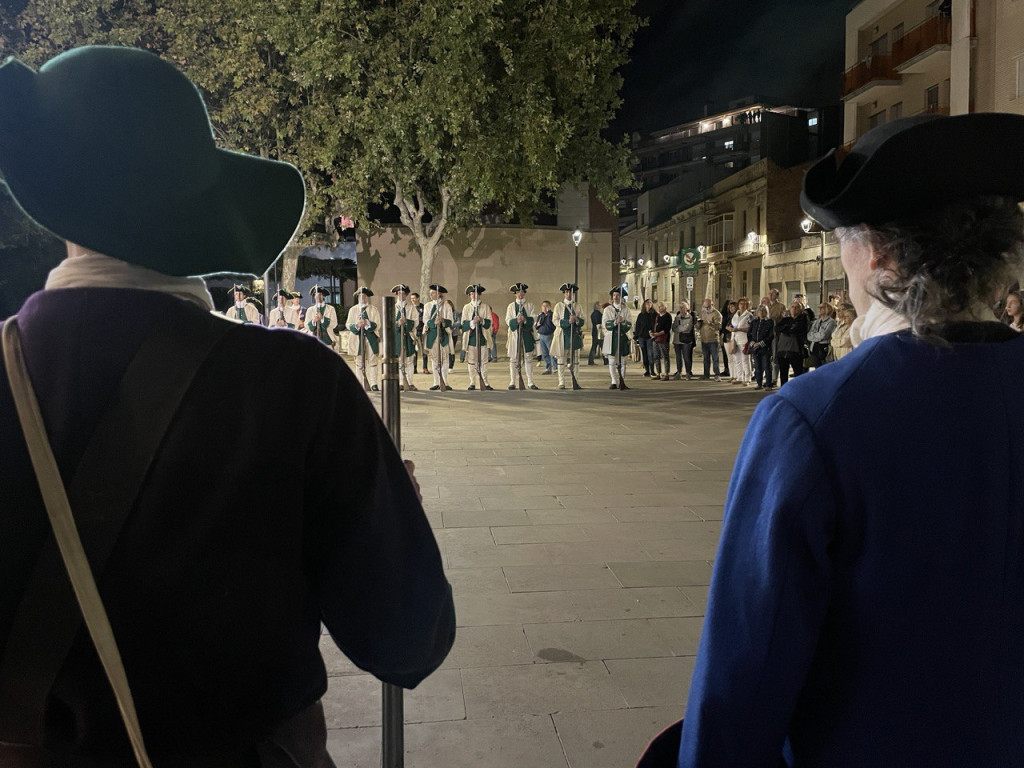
[
  {"left": 429, "top": 283, "right": 448, "bottom": 294},
  {"left": 609, "top": 287, "right": 623, "bottom": 297},
  {"left": 273, "top": 288, "right": 291, "bottom": 300},
  {"left": 0, "top": 46, "right": 305, "bottom": 276},
  {"left": 309, "top": 284, "right": 328, "bottom": 298},
  {"left": 354, "top": 286, "right": 374, "bottom": 297},
  {"left": 231, "top": 283, "right": 251, "bottom": 296},
  {"left": 801, "top": 113, "right": 1024, "bottom": 230},
  {"left": 509, "top": 282, "right": 529, "bottom": 293},
  {"left": 466, "top": 283, "right": 485, "bottom": 295},
  {"left": 559, "top": 282, "right": 579, "bottom": 293},
  {"left": 391, "top": 283, "right": 411, "bottom": 294}
]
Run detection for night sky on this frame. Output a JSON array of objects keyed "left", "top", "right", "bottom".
[{"left": 615, "top": 0, "right": 853, "bottom": 137}]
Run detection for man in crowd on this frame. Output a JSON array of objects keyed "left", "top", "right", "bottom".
[
  {"left": 602, "top": 287, "right": 633, "bottom": 388},
  {"left": 698, "top": 298, "right": 722, "bottom": 380},
  {"left": 306, "top": 284, "right": 339, "bottom": 347},
  {"left": 268, "top": 288, "right": 299, "bottom": 328},
  {"left": 506, "top": 282, "right": 539, "bottom": 390},
  {"left": 551, "top": 282, "right": 585, "bottom": 390},
  {"left": 226, "top": 283, "right": 260, "bottom": 324},
  {"left": 346, "top": 286, "right": 381, "bottom": 392},
  {"left": 392, "top": 284, "right": 418, "bottom": 390},
  {"left": 424, "top": 284, "right": 453, "bottom": 390},
  {"left": 410, "top": 291, "right": 424, "bottom": 374},
  {"left": 460, "top": 284, "right": 494, "bottom": 390}
]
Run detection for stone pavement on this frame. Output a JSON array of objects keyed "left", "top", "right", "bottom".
[{"left": 325, "top": 357, "right": 766, "bottom": 768}]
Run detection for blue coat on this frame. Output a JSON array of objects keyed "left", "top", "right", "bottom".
[{"left": 679, "top": 325, "right": 1024, "bottom": 767}]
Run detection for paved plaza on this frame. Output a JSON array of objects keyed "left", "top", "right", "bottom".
[{"left": 325, "top": 358, "right": 766, "bottom": 767}]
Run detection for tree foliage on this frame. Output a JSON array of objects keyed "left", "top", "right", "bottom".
[{"left": 1, "top": 0, "right": 639, "bottom": 295}]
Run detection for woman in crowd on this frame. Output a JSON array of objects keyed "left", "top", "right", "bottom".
[
  {"left": 672, "top": 300, "right": 698, "bottom": 379},
  {"left": 726, "top": 297, "right": 752, "bottom": 384},
  {"left": 535, "top": 300, "right": 556, "bottom": 373},
  {"left": 747, "top": 304, "right": 775, "bottom": 390},
  {"left": 1002, "top": 289, "right": 1023, "bottom": 331},
  {"left": 774, "top": 300, "right": 808, "bottom": 385},
  {"left": 651, "top": 302, "right": 673, "bottom": 380},
  {"left": 806, "top": 302, "right": 837, "bottom": 368},
  {"left": 634, "top": 298, "right": 657, "bottom": 376},
  {"left": 719, "top": 300, "right": 736, "bottom": 378},
  {"left": 830, "top": 303, "right": 857, "bottom": 359}
]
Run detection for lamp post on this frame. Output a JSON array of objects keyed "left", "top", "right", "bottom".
[
  {"left": 572, "top": 228, "right": 583, "bottom": 293},
  {"left": 801, "top": 218, "right": 826, "bottom": 305}
]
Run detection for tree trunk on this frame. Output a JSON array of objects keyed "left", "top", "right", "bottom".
[
  {"left": 393, "top": 180, "right": 451, "bottom": 299},
  {"left": 281, "top": 243, "right": 302, "bottom": 291}
]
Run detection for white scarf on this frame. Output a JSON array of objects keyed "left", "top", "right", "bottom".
[
  {"left": 45, "top": 252, "right": 215, "bottom": 310},
  {"left": 849, "top": 300, "right": 911, "bottom": 347}
]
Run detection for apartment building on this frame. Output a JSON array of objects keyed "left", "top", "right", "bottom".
[{"left": 843, "top": 0, "right": 1024, "bottom": 144}]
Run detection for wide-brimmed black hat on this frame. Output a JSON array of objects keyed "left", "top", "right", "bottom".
[
  {"left": 801, "top": 113, "right": 1024, "bottom": 230},
  {"left": 354, "top": 286, "right": 373, "bottom": 297},
  {"left": 609, "top": 287, "right": 622, "bottom": 296},
  {"left": 429, "top": 283, "right": 447, "bottom": 294},
  {"left": 391, "top": 284, "right": 410, "bottom": 294},
  {"left": 309, "top": 284, "right": 328, "bottom": 298},
  {"left": 231, "top": 283, "right": 251, "bottom": 296},
  {"left": 465, "top": 284, "right": 485, "bottom": 295},
  {"left": 509, "top": 282, "right": 529, "bottom": 293},
  {"left": 559, "top": 282, "right": 578, "bottom": 293},
  {"left": 0, "top": 46, "right": 305, "bottom": 276}
]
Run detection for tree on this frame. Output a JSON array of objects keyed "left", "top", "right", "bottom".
[{"left": 1, "top": 0, "right": 639, "bottom": 298}]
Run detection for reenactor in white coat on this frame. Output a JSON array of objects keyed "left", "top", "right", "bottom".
[
  {"left": 551, "top": 282, "right": 586, "bottom": 390},
  {"left": 392, "top": 284, "right": 418, "bottom": 390},
  {"left": 460, "top": 284, "right": 494, "bottom": 390},
  {"left": 306, "top": 284, "right": 339, "bottom": 347},
  {"left": 424, "top": 284, "right": 454, "bottom": 391},
  {"left": 346, "top": 286, "right": 381, "bottom": 391},
  {"left": 505, "top": 282, "right": 539, "bottom": 390},
  {"left": 602, "top": 287, "right": 633, "bottom": 388},
  {"left": 268, "top": 289, "right": 300, "bottom": 329},
  {"left": 225, "top": 283, "right": 260, "bottom": 324}
]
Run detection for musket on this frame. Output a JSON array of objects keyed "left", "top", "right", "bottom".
[
  {"left": 433, "top": 301, "right": 448, "bottom": 392},
  {"left": 358, "top": 305, "right": 371, "bottom": 392},
  {"left": 398, "top": 302, "right": 411, "bottom": 392},
  {"left": 568, "top": 294, "right": 581, "bottom": 391},
  {"left": 616, "top": 304, "right": 629, "bottom": 391},
  {"left": 379, "top": 295, "right": 405, "bottom": 768},
  {"left": 474, "top": 299, "right": 486, "bottom": 392},
  {"left": 516, "top": 300, "right": 526, "bottom": 390}
]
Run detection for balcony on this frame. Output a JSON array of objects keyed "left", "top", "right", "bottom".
[
  {"left": 842, "top": 54, "right": 900, "bottom": 99},
  {"left": 892, "top": 16, "right": 952, "bottom": 73}
]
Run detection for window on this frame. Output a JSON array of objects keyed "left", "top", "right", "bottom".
[
  {"left": 640, "top": 213, "right": 646, "bottom": 226},
  {"left": 724, "top": 139, "right": 735, "bottom": 150},
  {"left": 690, "top": 225, "right": 696, "bottom": 248},
  {"left": 925, "top": 84, "right": 940, "bottom": 111},
  {"left": 741, "top": 210, "right": 747, "bottom": 235},
  {"left": 892, "top": 22, "right": 905, "bottom": 42},
  {"left": 890, "top": 102, "right": 903, "bottom": 120},
  {"left": 869, "top": 110, "right": 886, "bottom": 129},
  {"left": 869, "top": 34, "right": 888, "bottom": 57},
  {"left": 808, "top": 117, "right": 819, "bottom": 127}
]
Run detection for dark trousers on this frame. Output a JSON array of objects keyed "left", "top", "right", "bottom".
[
  {"left": 674, "top": 342, "right": 694, "bottom": 375},
  {"left": 776, "top": 353, "right": 805, "bottom": 385},
  {"left": 753, "top": 349, "right": 772, "bottom": 386},
  {"left": 719, "top": 338, "right": 730, "bottom": 375},
  {"left": 639, "top": 338, "right": 653, "bottom": 374},
  {"left": 588, "top": 335, "right": 601, "bottom": 364},
  {"left": 701, "top": 341, "right": 720, "bottom": 377}
]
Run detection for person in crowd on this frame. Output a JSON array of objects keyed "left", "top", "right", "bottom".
[
  {"left": 346, "top": 286, "right": 381, "bottom": 391},
  {"left": 602, "top": 287, "right": 633, "bottom": 388},
  {"left": 747, "top": 304, "right": 775, "bottom": 390},
  {"left": 588, "top": 301, "right": 603, "bottom": 365},
  {"left": 448, "top": 298, "right": 460, "bottom": 368},
  {"left": 489, "top": 308, "right": 500, "bottom": 362},
  {"left": 244, "top": 295, "right": 264, "bottom": 325},
  {"left": 672, "top": 300, "right": 698, "bottom": 379},
  {"left": 794, "top": 293, "right": 815, "bottom": 322},
  {"left": 226, "top": 283, "right": 260, "bottom": 324},
  {"left": 719, "top": 300, "right": 736, "bottom": 377},
  {"left": 634, "top": 298, "right": 657, "bottom": 376},
  {"left": 410, "top": 291, "right": 425, "bottom": 373},
  {"left": 830, "top": 303, "right": 857, "bottom": 360},
  {"left": 806, "top": 302, "right": 837, "bottom": 368},
  {"left": 289, "top": 290, "right": 305, "bottom": 330},
  {"left": 726, "top": 297, "right": 752, "bottom": 384},
  {"left": 1002, "top": 289, "right": 1023, "bottom": 331},
  {"left": 0, "top": 46, "right": 453, "bottom": 767},
  {"left": 424, "top": 284, "right": 453, "bottom": 390},
  {"left": 774, "top": 300, "right": 808, "bottom": 386},
  {"left": 665, "top": 111, "right": 1024, "bottom": 768},
  {"left": 268, "top": 288, "right": 299, "bottom": 328},
  {"left": 535, "top": 299, "right": 556, "bottom": 374},
  {"left": 551, "top": 283, "right": 585, "bottom": 390},
  {"left": 506, "top": 282, "right": 539, "bottom": 390},
  {"left": 306, "top": 284, "right": 339, "bottom": 347},
  {"left": 698, "top": 298, "right": 723, "bottom": 380},
  {"left": 392, "top": 284, "right": 418, "bottom": 389},
  {"left": 460, "top": 284, "right": 494, "bottom": 390},
  {"left": 651, "top": 301, "right": 673, "bottom": 380}
]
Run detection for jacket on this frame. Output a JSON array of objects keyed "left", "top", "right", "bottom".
[
  {"left": 747, "top": 317, "right": 774, "bottom": 352},
  {"left": 672, "top": 311, "right": 697, "bottom": 345},
  {"left": 698, "top": 308, "right": 722, "bottom": 344}
]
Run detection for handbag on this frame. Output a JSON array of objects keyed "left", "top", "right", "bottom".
[
  {"left": 742, "top": 341, "right": 750, "bottom": 355},
  {"left": 725, "top": 339, "right": 736, "bottom": 355},
  {"left": 652, "top": 330, "right": 668, "bottom": 344}
]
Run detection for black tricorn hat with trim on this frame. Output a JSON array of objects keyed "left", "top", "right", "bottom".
[
  {"left": 509, "top": 282, "right": 529, "bottom": 292},
  {"left": 559, "top": 282, "right": 579, "bottom": 293},
  {"left": 231, "top": 283, "right": 251, "bottom": 296},
  {"left": 354, "top": 286, "right": 373, "bottom": 297},
  {"left": 309, "top": 284, "right": 328, "bottom": 297},
  {"left": 391, "top": 283, "right": 411, "bottom": 294},
  {"left": 465, "top": 284, "right": 485, "bottom": 295},
  {"left": 273, "top": 288, "right": 291, "bottom": 300},
  {"left": 800, "top": 113, "right": 1024, "bottom": 230},
  {"left": 429, "top": 283, "right": 447, "bottom": 293},
  {"left": 0, "top": 46, "right": 305, "bottom": 277}
]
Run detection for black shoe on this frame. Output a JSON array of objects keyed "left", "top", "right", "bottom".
[
  {"left": 558, "top": 385, "right": 566, "bottom": 390},
  {"left": 530, "top": 384, "right": 539, "bottom": 390},
  {"left": 429, "top": 385, "right": 440, "bottom": 391},
  {"left": 468, "top": 385, "right": 476, "bottom": 390},
  {"left": 485, "top": 385, "right": 494, "bottom": 390},
  {"left": 371, "top": 385, "right": 379, "bottom": 391},
  {"left": 508, "top": 384, "right": 516, "bottom": 390},
  {"left": 609, "top": 383, "right": 617, "bottom": 389}
]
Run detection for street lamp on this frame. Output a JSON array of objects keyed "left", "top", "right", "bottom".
[
  {"left": 801, "top": 217, "right": 826, "bottom": 304},
  {"left": 572, "top": 229, "right": 583, "bottom": 296}
]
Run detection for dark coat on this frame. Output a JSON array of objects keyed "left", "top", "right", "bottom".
[
  {"left": 0, "top": 288, "right": 454, "bottom": 761},
  {"left": 775, "top": 313, "right": 809, "bottom": 357},
  {"left": 748, "top": 317, "right": 774, "bottom": 353}
]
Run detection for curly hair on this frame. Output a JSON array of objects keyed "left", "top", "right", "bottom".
[{"left": 836, "top": 195, "right": 1024, "bottom": 340}]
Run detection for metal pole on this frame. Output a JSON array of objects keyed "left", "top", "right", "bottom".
[
  {"left": 819, "top": 232, "right": 826, "bottom": 305},
  {"left": 379, "top": 295, "right": 404, "bottom": 768}
]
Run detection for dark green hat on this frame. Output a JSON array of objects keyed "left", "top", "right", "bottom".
[
  {"left": 559, "top": 282, "right": 578, "bottom": 293},
  {"left": 273, "top": 288, "right": 291, "bottom": 300},
  {"left": 466, "top": 284, "right": 485, "bottom": 295},
  {"left": 0, "top": 46, "right": 305, "bottom": 276},
  {"left": 231, "top": 283, "right": 251, "bottom": 296},
  {"left": 509, "top": 282, "right": 529, "bottom": 293},
  {"left": 354, "top": 286, "right": 374, "bottom": 297},
  {"left": 309, "top": 284, "right": 328, "bottom": 298}
]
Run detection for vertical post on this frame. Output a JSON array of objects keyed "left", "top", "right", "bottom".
[
  {"left": 819, "top": 232, "right": 826, "bottom": 305},
  {"left": 379, "top": 295, "right": 404, "bottom": 768}
]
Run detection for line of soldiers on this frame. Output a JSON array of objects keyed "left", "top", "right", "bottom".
[{"left": 229, "top": 282, "right": 637, "bottom": 391}]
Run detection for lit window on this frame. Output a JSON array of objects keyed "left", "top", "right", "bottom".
[
  {"left": 808, "top": 117, "right": 819, "bottom": 127},
  {"left": 724, "top": 140, "right": 735, "bottom": 150}
]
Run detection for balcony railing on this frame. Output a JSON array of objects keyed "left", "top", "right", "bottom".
[
  {"left": 891, "top": 16, "right": 952, "bottom": 70},
  {"left": 842, "top": 54, "right": 899, "bottom": 97}
]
